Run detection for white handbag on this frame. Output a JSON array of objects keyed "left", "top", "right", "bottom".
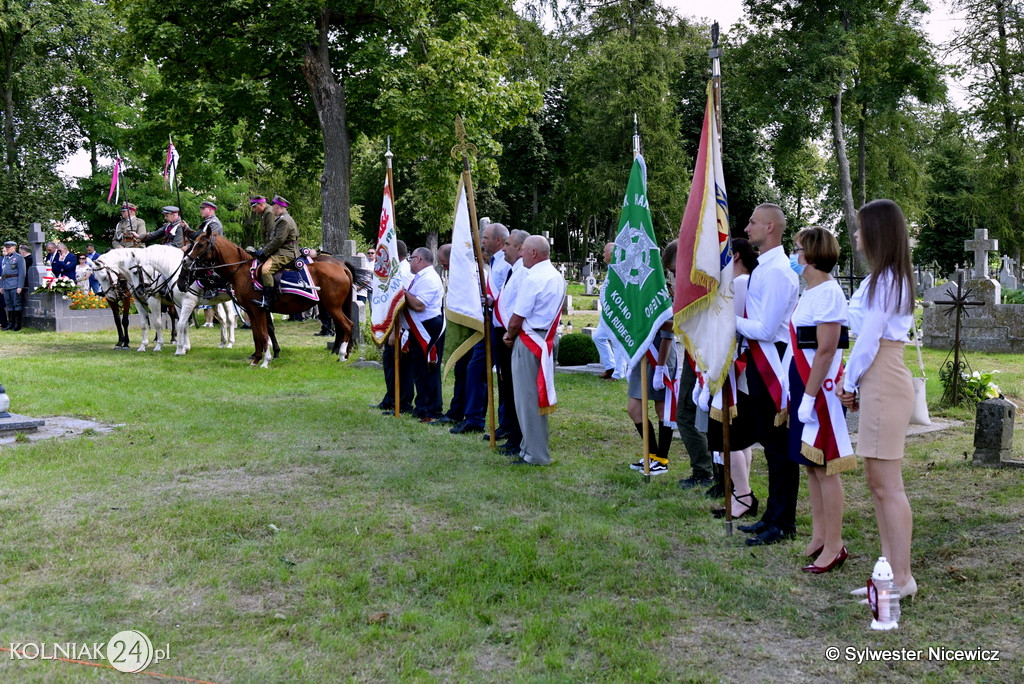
[{"left": 910, "top": 325, "right": 931, "bottom": 426}]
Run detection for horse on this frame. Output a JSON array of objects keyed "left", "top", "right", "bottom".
[
  {"left": 89, "top": 248, "right": 137, "bottom": 350},
  {"left": 122, "top": 245, "right": 244, "bottom": 356},
  {"left": 92, "top": 246, "right": 167, "bottom": 352},
  {"left": 185, "top": 228, "right": 371, "bottom": 367}
]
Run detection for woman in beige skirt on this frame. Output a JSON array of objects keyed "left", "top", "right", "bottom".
[{"left": 837, "top": 199, "right": 918, "bottom": 600}]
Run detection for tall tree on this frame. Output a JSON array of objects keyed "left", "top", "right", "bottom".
[{"left": 123, "top": 0, "right": 540, "bottom": 253}]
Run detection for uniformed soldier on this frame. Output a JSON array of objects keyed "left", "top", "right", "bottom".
[
  {"left": 1, "top": 240, "right": 27, "bottom": 331},
  {"left": 186, "top": 201, "right": 224, "bottom": 240},
  {"left": 138, "top": 206, "right": 189, "bottom": 248},
  {"left": 250, "top": 196, "right": 275, "bottom": 243},
  {"left": 253, "top": 195, "right": 300, "bottom": 309},
  {"left": 113, "top": 203, "right": 145, "bottom": 248}
]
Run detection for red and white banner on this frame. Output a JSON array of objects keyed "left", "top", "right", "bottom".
[{"left": 370, "top": 173, "right": 406, "bottom": 345}]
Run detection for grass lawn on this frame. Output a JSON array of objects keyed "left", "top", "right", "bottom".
[{"left": 0, "top": 319, "right": 1022, "bottom": 682}]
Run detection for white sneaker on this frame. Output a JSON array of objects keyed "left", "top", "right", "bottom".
[{"left": 647, "top": 461, "right": 668, "bottom": 475}]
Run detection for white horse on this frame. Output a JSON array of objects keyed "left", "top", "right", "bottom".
[
  {"left": 92, "top": 248, "right": 168, "bottom": 352},
  {"left": 123, "top": 245, "right": 236, "bottom": 355}
]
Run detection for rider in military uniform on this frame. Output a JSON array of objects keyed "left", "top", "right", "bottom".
[
  {"left": 253, "top": 195, "right": 299, "bottom": 309},
  {"left": 1, "top": 240, "right": 27, "bottom": 331},
  {"left": 113, "top": 203, "right": 146, "bottom": 248},
  {"left": 138, "top": 206, "right": 189, "bottom": 248},
  {"left": 250, "top": 196, "right": 275, "bottom": 243},
  {"left": 185, "top": 201, "right": 224, "bottom": 240}
]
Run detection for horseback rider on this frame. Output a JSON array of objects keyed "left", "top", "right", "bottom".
[
  {"left": 113, "top": 203, "right": 145, "bottom": 248},
  {"left": 253, "top": 195, "right": 299, "bottom": 309},
  {"left": 137, "top": 206, "right": 190, "bottom": 248},
  {"left": 185, "top": 201, "right": 224, "bottom": 240},
  {"left": 250, "top": 196, "right": 275, "bottom": 243}
]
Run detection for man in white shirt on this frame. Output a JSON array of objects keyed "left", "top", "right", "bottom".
[
  {"left": 503, "top": 235, "right": 566, "bottom": 466},
  {"left": 734, "top": 204, "right": 800, "bottom": 546},
  {"left": 377, "top": 240, "right": 414, "bottom": 414},
  {"left": 403, "top": 247, "right": 446, "bottom": 420},
  {"left": 491, "top": 229, "right": 530, "bottom": 455}
]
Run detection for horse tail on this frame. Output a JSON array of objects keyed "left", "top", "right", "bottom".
[{"left": 347, "top": 262, "right": 372, "bottom": 291}]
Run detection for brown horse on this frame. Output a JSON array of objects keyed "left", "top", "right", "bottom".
[{"left": 186, "top": 228, "right": 370, "bottom": 367}]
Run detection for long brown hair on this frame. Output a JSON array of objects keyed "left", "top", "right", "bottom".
[{"left": 856, "top": 199, "right": 913, "bottom": 315}]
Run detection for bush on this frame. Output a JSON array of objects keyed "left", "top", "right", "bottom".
[
  {"left": 1002, "top": 289, "right": 1024, "bottom": 304},
  {"left": 557, "top": 332, "right": 600, "bottom": 366}
]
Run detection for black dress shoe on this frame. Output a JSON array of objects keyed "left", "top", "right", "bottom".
[
  {"left": 737, "top": 519, "right": 768, "bottom": 534},
  {"left": 678, "top": 475, "right": 714, "bottom": 490},
  {"left": 745, "top": 526, "right": 796, "bottom": 547},
  {"left": 450, "top": 421, "right": 484, "bottom": 434},
  {"left": 433, "top": 415, "right": 456, "bottom": 425},
  {"left": 509, "top": 456, "right": 540, "bottom": 466}
]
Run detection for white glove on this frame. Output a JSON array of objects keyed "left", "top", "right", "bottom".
[
  {"left": 698, "top": 384, "right": 711, "bottom": 412},
  {"left": 652, "top": 365, "right": 666, "bottom": 391},
  {"left": 798, "top": 393, "right": 817, "bottom": 425},
  {"left": 691, "top": 377, "right": 703, "bottom": 405}
]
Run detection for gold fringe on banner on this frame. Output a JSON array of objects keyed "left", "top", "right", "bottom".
[
  {"left": 801, "top": 442, "right": 825, "bottom": 466},
  {"left": 773, "top": 409, "right": 788, "bottom": 427},
  {"left": 826, "top": 455, "right": 859, "bottom": 476},
  {"left": 539, "top": 405, "right": 558, "bottom": 416},
  {"left": 709, "top": 404, "right": 738, "bottom": 423}
]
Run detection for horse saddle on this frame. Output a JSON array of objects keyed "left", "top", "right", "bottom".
[{"left": 250, "top": 257, "right": 320, "bottom": 302}]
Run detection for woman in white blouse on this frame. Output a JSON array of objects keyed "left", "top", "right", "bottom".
[
  {"left": 788, "top": 227, "right": 854, "bottom": 574},
  {"left": 837, "top": 199, "right": 917, "bottom": 599}
]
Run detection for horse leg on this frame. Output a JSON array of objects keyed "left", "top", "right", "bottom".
[
  {"left": 135, "top": 299, "right": 151, "bottom": 351},
  {"left": 218, "top": 302, "right": 235, "bottom": 348},
  {"left": 327, "top": 303, "right": 354, "bottom": 362},
  {"left": 110, "top": 299, "right": 126, "bottom": 349},
  {"left": 152, "top": 299, "right": 166, "bottom": 352},
  {"left": 121, "top": 299, "right": 131, "bottom": 348},
  {"left": 175, "top": 295, "right": 197, "bottom": 356},
  {"left": 267, "top": 315, "right": 280, "bottom": 358}
]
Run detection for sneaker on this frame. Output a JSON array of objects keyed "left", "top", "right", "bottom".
[
  {"left": 629, "top": 459, "right": 646, "bottom": 471},
  {"left": 646, "top": 461, "right": 668, "bottom": 475}
]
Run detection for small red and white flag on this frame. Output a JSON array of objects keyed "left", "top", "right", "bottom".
[
  {"left": 107, "top": 157, "right": 121, "bottom": 204},
  {"left": 163, "top": 139, "right": 180, "bottom": 189}
]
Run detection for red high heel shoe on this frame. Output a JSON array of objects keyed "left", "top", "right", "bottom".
[
  {"left": 806, "top": 545, "right": 824, "bottom": 560},
  {"left": 801, "top": 546, "right": 848, "bottom": 574}
]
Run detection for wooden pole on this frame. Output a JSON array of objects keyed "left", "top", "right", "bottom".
[
  {"left": 386, "top": 140, "right": 404, "bottom": 418},
  {"left": 452, "top": 116, "right": 495, "bottom": 448}
]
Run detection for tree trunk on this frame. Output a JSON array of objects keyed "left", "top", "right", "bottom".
[
  {"left": 302, "top": 9, "right": 350, "bottom": 255},
  {"left": 858, "top": 113, "right": 866, "bottom": 209},
  {"left": 830, "top": 90, "right": 862, "bottom": 273},
  {"left": 2, "top": 33, "right": 22, "bottom": 173}
]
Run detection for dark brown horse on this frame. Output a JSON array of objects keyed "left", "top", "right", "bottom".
[{"left": 186, "top": 228, "right": 370, "bottom": 367}]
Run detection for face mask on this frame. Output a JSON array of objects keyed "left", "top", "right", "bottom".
[{"left": 790, "top": 253, "right": 805, "bottom": 276}]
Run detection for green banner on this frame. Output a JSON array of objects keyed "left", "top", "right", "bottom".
[{"left": 599, "top": 154, "right": 673, "bottom": 369}]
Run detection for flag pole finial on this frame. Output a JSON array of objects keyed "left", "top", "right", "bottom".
[
  {"left": 451, "top": 115, "right": 478, "bottom": 167},
  {"left": 632, "top": 113, "right": 640, "bottom": 159},
  {"left": 385, "top": 135, "right": 393, "bottom": 168}
]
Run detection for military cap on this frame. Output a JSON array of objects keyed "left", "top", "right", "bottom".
[
  {"left": 200, "top": 201, "right": 217, "bottom": 210},
  {"left": 3, "top": 240, "right": 16, "bottom": 247},
  {"left": 162, "top": 206, "right": 180, "bottom": 214},
  {"left": 271, "top": 195, "right": 289, "bottom": 208},
  {"left": 249, "top": 196, "right": 268, "bottom": 205},
  {"left": 120, "top": 202, "right": 138, "bottom": 211}
]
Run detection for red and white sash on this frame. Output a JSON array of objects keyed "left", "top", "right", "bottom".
[
  {"left": 521, "top": 311, "right": 562, "bottom": 414},
  {"left": 404, "top": 309, "right": 445, "bottom": 364},
  {"left": 747, "top": 329, "right": 788, "bottom": 426},
  {"left": 788, "top": 322, "right": 855, "bottom": 475},
  {"left": 644, "top": 345, "right": 679, "bottom": 428}
]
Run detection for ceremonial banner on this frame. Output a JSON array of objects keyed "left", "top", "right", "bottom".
[
  {"left": 163, "top": 139, "right": 179, "bottom": 189},
  {"left": 673, "top": 81, "right": 735, "bottom": 397},
  {"left": 600, "top": 154, "right": 673, "bottom": 370},
  {"left": 443, "top": 177, "right": 485, "bottom": 377},
  {"left": 370, "top": 172, "right": 405, "bottom": 345}
]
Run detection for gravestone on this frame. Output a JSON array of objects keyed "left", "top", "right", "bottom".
[
  {"left": 921, "top": 234, "right": 1024, "bottom": 353},
  {"left": 972, "top": 397, "right": 1016, "bottom": 467},
  {"left": 0, "top": 384, "right": 46, "bottom": 436},
  {"left": 583, "top": 252, "right": 598, "bottom": 294},
  {"left": 999, "top": 255, "right": 1018, "bottom": 291},
  {"left": 965, "top": 229, "right": 997, "bottom": 279},
  {"left": 920, "top": 269, "right": 935, "bottom": 292},
  {"left": 562, "top": 294, "right": 573, "bottom": 315}
]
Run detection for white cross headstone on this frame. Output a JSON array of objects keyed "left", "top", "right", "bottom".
[{"left": 965, "top": 229, "right": 998, "bottom": 280}]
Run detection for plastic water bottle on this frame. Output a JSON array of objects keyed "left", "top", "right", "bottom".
[{"left": 868, "top": 556, "right": 900, "bottom": 630}]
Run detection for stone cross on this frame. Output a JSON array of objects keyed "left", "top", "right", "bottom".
[
  {"left": 542, "top": 230, "right": 554, "bottom": 248},
  {"left": 27, "top": 222, "right": 46, "bottom": 289},
  {"left": 964, "top": 229, "right": 998, "bottom": 279}
]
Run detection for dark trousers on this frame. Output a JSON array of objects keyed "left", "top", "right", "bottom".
[
  {"left": 381, "top": 339, "right": 413, "bottom": 411},
  {"left": 676, "top": 354, "right": 713, "bottom": 479},
  {"left": 493, "top": 325, "right": 521, "bottom": 447},
  {"left": 463, "top": 340, "right": 488, "bottom": 428},
  {"left": 445, "top": 354, "right": 470, "bottom": 422},
  {"left": 746, "top": 346, "right": 798, "bottom": 530},
  {"left": 408, "top": 316, "right": 445, "bottom": 419}
]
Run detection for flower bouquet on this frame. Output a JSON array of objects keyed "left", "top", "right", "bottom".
[
  {"left": 32, "top": 275, "right": 79, "bottom": 296},
  {"left": 68, "top": 291, "right": 109, "bottom": 310}
]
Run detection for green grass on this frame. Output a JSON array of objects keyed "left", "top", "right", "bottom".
[{"left": 0, "top": 319, "right": 1022, "bottom": 682}]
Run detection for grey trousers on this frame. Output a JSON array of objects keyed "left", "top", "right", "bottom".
[
  {"left": 512, "top": 338, "right": 551, "bottom": 465},
  {"left": 676, "top": 354, "right": 713, "bottom": 478}
]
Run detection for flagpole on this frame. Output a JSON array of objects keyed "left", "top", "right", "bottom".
[
  {"left": 169, "top": 134, "right": 183, "bottom": 217},
  {"left": 631, "top": 114, "right": 653, "bottom": 479},
  {"left": 386, "top": 138, "right": 403, "bottom": 418},
  {"left": 451, "top": 116, "right": 495, "bottom": 449},
  {"left": 709, "top": 21, "right": 734, "bottom": 535}
]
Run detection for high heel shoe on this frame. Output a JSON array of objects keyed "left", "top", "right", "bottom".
[
  {"left": 712, "top": 492, "right": 759, "bottom": 519},
  {"left": 806, "top": 544, "right": 824, "bottom": 560},
  {"left": 802, "top": 546, "right": 848, "bottom": 574},
  {"left": 899, "top": 576, "right": 917, "bottom": 601}
]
